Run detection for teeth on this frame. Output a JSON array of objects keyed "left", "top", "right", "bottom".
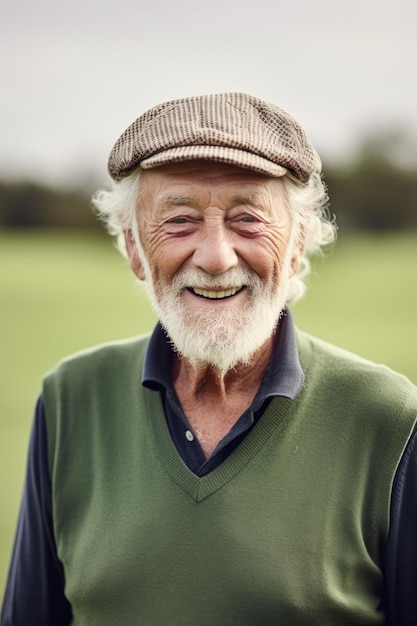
[{"left": 192, "top": 287, "right": 240, "bottom": 299}]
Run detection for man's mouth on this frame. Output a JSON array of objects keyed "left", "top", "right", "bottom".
[{"left": 189, "top": 286, "right": 245, "bottom": 300}]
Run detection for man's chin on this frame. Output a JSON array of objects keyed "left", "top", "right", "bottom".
[{"left": 166, "top": 324, "right": 265, "bottom": 375}]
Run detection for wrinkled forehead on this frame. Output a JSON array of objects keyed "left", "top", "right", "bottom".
[{"left": 136, "top": 161, "right": 288, "bottom": 214}]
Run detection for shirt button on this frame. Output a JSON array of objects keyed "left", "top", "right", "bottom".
[{"left": 185, "top": 430, "right": 194, "bottom": 442}]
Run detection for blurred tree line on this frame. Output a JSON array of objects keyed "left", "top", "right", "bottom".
[
  {"left": 0, "top": 129, "right": 416, "bottom": 232},
  {"left": 324, "top": 128, "right": 417, "bottom": 231}
]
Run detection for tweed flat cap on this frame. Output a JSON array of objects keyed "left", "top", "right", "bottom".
[{"left": 108, "top": 93, "right": 321, "bottom": 183}]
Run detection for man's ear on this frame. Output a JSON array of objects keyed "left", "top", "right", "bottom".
[
  {"left": 124, "top": 229, "right": 146, "bottom": 281},
  {"left": 290, "top": 229, "right": 306, "bottom": 276}
]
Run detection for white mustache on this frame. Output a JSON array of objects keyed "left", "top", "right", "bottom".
[{"left": 171, "top": 267, "right": 261, "bottom": 291}]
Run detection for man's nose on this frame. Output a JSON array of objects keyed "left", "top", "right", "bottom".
[{"left": 192, "top": 227, "right": 238, "bottom": 275}]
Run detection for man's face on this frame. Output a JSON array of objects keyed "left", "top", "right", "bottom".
[{"left": 127, "top": 161, "right": 302, "bottom": 373}]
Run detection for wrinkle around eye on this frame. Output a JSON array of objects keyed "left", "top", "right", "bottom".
[
  {"left": 227, "top": 206, "right": 269, "bottom": 227},
  {"left": 162, "top": 220, "right": 198, "bottom": 236},
  {"left": 229, "top": 216, "right": 267, "bottom": 236}
]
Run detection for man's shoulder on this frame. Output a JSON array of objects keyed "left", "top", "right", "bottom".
[
  {"left": 44, "top": 333, "right": 152, "bottom": 384},
  {"left": 296, "top": 328, "right": 417, "bottom": 404}
]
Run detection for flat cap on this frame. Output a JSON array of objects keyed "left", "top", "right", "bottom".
[{"left": 108, "top": 92, "right": 321, "bottom": 183}]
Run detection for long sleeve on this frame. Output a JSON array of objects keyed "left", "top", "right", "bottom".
[
  {"left": 1, "top": 397, "right": 72, "bottom": 625},
  {"left": 383, "top": 424, "right": 417, "bottom": 625}
]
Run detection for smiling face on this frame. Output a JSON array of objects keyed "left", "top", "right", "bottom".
[{"left": 125, "top": 161, "right": 303, "bottom": 373}]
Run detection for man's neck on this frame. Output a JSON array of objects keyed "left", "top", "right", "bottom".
[
  {"left": 172, "top": 336, "right": 274, "bottom": 398},
  {"left": 171, "top": 336, "right": 275, "bottom": 458}
]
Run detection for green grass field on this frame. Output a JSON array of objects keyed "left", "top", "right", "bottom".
[{"left": 1, "top": 229, "right": 416, "bottom": 602}]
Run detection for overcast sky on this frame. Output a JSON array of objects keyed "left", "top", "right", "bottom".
[{"left": 1, "top": 0, "right": 416, "bottom": 188}]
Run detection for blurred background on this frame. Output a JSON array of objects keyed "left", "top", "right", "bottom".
[{"left": 1, "top": 0, "right": 416, "bottom": 604}]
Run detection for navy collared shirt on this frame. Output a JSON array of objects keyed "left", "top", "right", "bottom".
[{"left": 143, "top": 310, "right": 303, "bottom": 476}]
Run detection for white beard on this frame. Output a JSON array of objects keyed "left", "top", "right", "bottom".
[{"left": 139, "top": 247, "right": 294, "bottom": 376}]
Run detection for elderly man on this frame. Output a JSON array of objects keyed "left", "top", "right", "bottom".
[{"left": 2, "top": 93, "right": 417, "bottom": 625}]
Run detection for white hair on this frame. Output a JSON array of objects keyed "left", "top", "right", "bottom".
[
  {"left": 281, "top": 173, "right": 337, "bottom": 302},
  {"left": 91, "top": 167, "right": 337, "bottom": 304}
]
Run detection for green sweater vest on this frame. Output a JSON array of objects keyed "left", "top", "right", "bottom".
[{"left": 43, "top": 330, "right": 417, "bottom": 625}]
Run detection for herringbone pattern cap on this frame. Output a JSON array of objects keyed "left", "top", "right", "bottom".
[{"left": 108, "top": 93, "right": 321, "bottom": 183}]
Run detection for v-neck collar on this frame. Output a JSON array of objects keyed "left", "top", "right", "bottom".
[{"left": 143, "top": 385, "right": 294, "bottom": 503}]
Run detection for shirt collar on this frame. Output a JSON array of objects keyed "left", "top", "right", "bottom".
[{"left": 142, "top": 308, "right": 304, "bottom": 401}]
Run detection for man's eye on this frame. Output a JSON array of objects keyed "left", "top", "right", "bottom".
[
  {"left": 239, "top": 215, "right": 259, "bottom": 223},
  {"left": 168, "top": 217, "right": 189, "bottom": 224}
]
